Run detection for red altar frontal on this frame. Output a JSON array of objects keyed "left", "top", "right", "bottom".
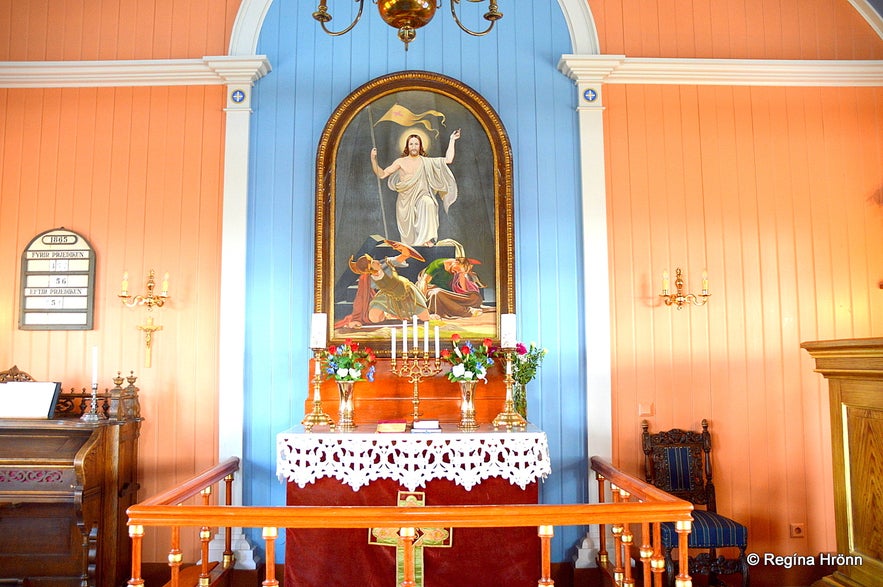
[{"left": 277, "top": 425, "right": 551, "bottom": 587}]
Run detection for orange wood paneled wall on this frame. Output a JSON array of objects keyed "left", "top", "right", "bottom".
[
  {"left": 589, "top": 0, "right": 883, "bottom": 564},
  {"left": 0, "top": 0, "right": 239, "bottom": 562}
]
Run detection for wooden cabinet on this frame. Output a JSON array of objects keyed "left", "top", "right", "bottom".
[
  {"left": 802, "top": 338, "right": 883, "bottom": 587},
  {"left": 0, "top": 379, "right": 141, "bottom": 587}
]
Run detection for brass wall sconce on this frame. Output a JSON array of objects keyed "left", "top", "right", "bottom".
[
  {"left": 313, "top": 0, "right": 502, "bottom": 50},
  {"left": 119, "top": 269, "right": 169, "bottom": 310},
  {"left": 119, "top": 269, "right": 170, "bottom": 367},
  {"left": 660, "top": 268, "right": 710, "bottom": 309}
]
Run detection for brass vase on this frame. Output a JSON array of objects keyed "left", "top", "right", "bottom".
[
  {"left": 336, "top": 380, "right": 355, "bottom": 431},
  {"left": 457, "top": 380, "right": 478, "bottom": 431}
]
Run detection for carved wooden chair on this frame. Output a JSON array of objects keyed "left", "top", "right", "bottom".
[{"left": 641, "top": 419, "right": 749, "bottom": 587}]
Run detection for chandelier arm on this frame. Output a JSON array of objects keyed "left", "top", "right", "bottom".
[
  {"left": 314, "top": 0, "right": 366, "bottom": 37},
  {"left": 449, "top": 0, "right": 500, "bottom": 37}
]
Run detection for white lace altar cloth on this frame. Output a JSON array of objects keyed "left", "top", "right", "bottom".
[{"left": 276, "top": 424, "right": 551, "bottom": 492}]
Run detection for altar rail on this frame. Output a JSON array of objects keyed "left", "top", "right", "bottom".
[{"left": 126, "top": 456, "right": 694, "bottom": 587}]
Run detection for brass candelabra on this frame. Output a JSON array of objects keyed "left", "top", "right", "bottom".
[
  {"left": 391, "top": 351, "right": 442, "bottom": 423},
  {"left": 660, "top": 267, "right": 710, "bottom": 309},
  {"left": 119, "top": 269, "right": 169, "bottom": 309},
  {"left": 492, "top": 350, "right": 527, "bottom": 430},
  {"left": 301, "top": 349, "right": 335, "bottom": 431}
]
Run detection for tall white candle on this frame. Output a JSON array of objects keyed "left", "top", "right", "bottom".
[
  {"left": 500, "top": 314, "right": 517, "bottom": 348},
  {"left": 309, "top": 313, "right": 327, "bottom": 348},
  {"left": 434, "top": 326, "right": 440, "bottom": 358},
  {"left": 412, "top": 315, "right": 418, "bottom": 348},
  {"left": 402, "top": 321, "right": 408, "bottom": 354},
  {"left": 91, "top": 346, "right": 98, "bottom": 386},
  {"left": 423, "top": 321, "right": 429, "bottom": 354},
  {"left": 391, "top": 328, "right": 397, "bottom": 361}
]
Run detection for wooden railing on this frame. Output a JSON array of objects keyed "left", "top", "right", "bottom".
[{"left": 127, "top": 455, "right": 693, "bottom": 587}]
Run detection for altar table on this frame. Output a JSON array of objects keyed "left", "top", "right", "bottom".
[{"left": 277, "top": 424, "right": 551, "bottom": 587}]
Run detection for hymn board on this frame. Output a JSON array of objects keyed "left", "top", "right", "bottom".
[{"left": 19, "top": 227, "right": 96, "bottom": 330}]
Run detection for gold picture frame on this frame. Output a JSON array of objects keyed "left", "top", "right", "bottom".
[{"left": 314, "top": 71, "right": 514, "bottom": 355}]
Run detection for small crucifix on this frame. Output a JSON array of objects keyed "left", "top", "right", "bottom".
[
  {"left": 369, "top": 492, "right": 452, "bottom": 587},
  {"left": 137, "top": 316, "right": 163, "bottom": 368}
]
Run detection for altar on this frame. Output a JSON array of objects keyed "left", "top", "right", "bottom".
[{"left": 277, "top": 424, "right": 551, "bottom": 587}]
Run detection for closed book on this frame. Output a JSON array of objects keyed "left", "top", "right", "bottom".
[
  {"left": 412, "top": 419, "right": 440, "bottom": 430},
  {"left": 376, "top": 420, "right": 408, "bottom": 433}
]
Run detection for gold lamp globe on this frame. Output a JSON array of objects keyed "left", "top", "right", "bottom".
[{"left": 377, "top": 0, "right": 437, "bottom": 47}]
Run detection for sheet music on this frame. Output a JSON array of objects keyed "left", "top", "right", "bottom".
[{"left": 0, "top": 381, "right": 61, "bottom": 418}]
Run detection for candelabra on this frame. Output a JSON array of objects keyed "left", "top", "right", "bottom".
[
  {"left": 119, "top": 269, "right": 169, "bottom": 309},
  {"left": 391, "top": 351, "right": 442, "bottom": 423},
  {"left": 302, "top": 349, "right": 335, "bottom": 431},
  {"left": 80, "top": 382, "right": 106, "bottom": 422},
  {"left": 659, "top": 268, "right": 710, "bottom": 309},
  {"left": 492, "top": 350, "right": 527, "bottom": 430}
]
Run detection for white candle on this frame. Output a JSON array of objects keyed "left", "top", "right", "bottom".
[
  {"left": 402, "top": 320, "right": 408, "bottom": 354},
  {"left": 500, "top": 313, "right": 517, "bottom": 348},
  {"left": 121, "top": 272, "right": 129, "bottom": 296},
  {"left": 423, "top": 321, "right": 429, "bottom": 354},
  {"left": 391, "top": 328, "right": 397, "bottom": 361},
  {"left": 434, "top": 326, "right": 440, "bottom": 358},
  {"left": 702, "top": 270, "right": 709, "bottom": 293},
  {"left": 662, "top": 270, "right": 670, "bottom": 292},
  {"left": 161, "top": 272, "right": 170, "bottom": 296},
  {"left": 91, "top": 346, "right": 98, "bottom": 386},
  {"left": 412, "top": 315, "right": 418, "bottom": 348},
  {"left": 309, "top": 313, "right": 327, "bottom": 348}
]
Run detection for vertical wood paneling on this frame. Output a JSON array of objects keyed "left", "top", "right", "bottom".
[
  {"left": 589, "top": 0, "right": 883, "bottom": 59},
  {"left": 606, "top": 83, "right": 883, "bottom": 560},
  {"left": 0, "top": 85, "right": 226, "bottom": 561},
  {"left": 0, "top": 0, "right": 240, "bottom": 61}
]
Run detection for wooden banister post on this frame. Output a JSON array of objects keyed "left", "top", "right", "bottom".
[
  {"left": 650, "top": 523, "right": 665, "bottom": 587},
  {"left": 675, "top": 520, "right": 692, "bottom": 587},
  {"left": 168, "top": 526, "right": 182, "bottom": 587},
  {"left": 127, "top": 525, "right": 145, "bottom": 587},
  {"left": 621, "top": 522, "right": 635, "bottom": 586},
  {"left": 596, "top": 472, "right": 608, "bottom": 564},
  {"left": 399, "top": 527, "right": 416, "bottom": 587},
  {"left": 262, "top": 527, "right": 279, "bottom": 587},
  {"left": 639, "top": 521, "right": 653, "bottom": 587},
  {"left": 537, "top": 525, "right": 554, "bottom": 586},
  {"left": 224, "top": 472, "right": 235, "bottom": 567}
]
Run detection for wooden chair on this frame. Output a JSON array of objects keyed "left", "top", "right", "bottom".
[{"left": 641, "top": 419, "right": 749, "bottom": 587}]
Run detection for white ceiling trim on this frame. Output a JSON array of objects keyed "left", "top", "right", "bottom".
[
  {"left": 560, "top": 55, "right": 883, "bottom": 87},
  {"left": 0, "top": 56, "right": 271, "bottom": 88}
]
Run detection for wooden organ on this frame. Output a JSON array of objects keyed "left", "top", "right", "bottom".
[{"left": 0, "top": 367, "right": 141, "bottom": 587}]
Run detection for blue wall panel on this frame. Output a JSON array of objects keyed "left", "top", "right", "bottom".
[{"left": 243, "top": 0, "right": 588, "bottom": 562}]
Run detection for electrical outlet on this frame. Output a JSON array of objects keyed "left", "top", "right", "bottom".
[{"left": 790, "top": 523, "right": 806, "bottom": 538}]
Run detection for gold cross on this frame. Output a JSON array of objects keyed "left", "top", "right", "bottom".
[
  {"left": 137, "top": 316, "right": 163, "bottom": 368},
  {"left": 369, "top": 492, "right": 452, "bottom": 587}
]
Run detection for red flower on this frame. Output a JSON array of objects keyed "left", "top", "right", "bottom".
[
  {"left": 451, "top": 333, "right": 461, "bottom": 343},
  {"left": 460, "top": 345, "right": 471, "bottom": 355},
  {"left": 441, "top": 349, "right": 452, "bottom": 359},
  {"left": 482, "top": 338, "right": 493, "bottom": 349}
]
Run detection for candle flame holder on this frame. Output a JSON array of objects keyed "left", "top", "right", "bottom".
[
  {"left": 391, "top": 352, "right": 442, "bottom": 423},
  {"left": 80, "top": 382, "right": 107, "bottom": 422},
  {"left": 492, "top": 350, "right": 527, "bottom": 430}
]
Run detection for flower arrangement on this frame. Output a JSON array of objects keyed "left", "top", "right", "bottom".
[
  {"left": 495, "top": 342, "right": 547, "bottom": 417},
  {"left": 321, "top": 338, "right": 376, "bottom": 382},
  {"left": 508, "top": 342, "right": 547, "bottom": 386},
  {"left": 440, "top": 334, "right": 495, "bottom": 382}
]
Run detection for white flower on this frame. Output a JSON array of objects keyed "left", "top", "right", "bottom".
[
  {"left": 348, "top": 368, "right": 361, "bottom": 379},
  {"left": 451, "top": 364, "right": 466, "bottom": 378},
  {"left": 336, "top": 367, "right": 349, "bottom": 378},
  {"left": 463, "top": 369, "right": 475, "bottom": 380}
]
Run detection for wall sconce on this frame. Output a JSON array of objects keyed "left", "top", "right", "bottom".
[
  {"left": 119, "top": 269, "right": 170, "bottom": 367},
  {"left": 119, "top": 269, "right": 169, "bottom": 310},
  {"left": 660, "top": 268, "right": 710, "bottom": 309}
]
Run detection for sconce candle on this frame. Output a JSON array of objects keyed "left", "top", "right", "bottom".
[
  {"left": 161, "top": 273, "right": 170, "bottom": 297},
  {"left": 662, "top": 270, "right": 670, "bottom": 293},
  {"left": 121, "top": 272, "right": 129, "bottom": 297}
]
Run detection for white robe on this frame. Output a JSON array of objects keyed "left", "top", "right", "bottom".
[{"left": 388, "top": 156, "right": 458, "bottom": 246}]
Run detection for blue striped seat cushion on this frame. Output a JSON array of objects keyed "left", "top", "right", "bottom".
[{"left": 660, "top": 510, "right": 747, "bottom": 548}]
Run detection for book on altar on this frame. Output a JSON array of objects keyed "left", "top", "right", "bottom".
[
  {"left": 411, "top": 419, "right": 441, "bottom": 432},
  {"left": 376, "top": 420, "right": 408, "bottom": 433}
]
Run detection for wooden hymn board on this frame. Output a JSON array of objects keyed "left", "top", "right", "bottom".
[{"left": 19, "top": 227, "right": 96, "bottom": 330}]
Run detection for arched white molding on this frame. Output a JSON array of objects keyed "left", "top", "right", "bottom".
[
  {"left": 849, "top": 0, "right": 883, "bottom": 39},
  {"left": 230, "top": 0, "right": 275, "bottom": 56},
  {"left": 557, "top": 0, "right": 600, "bottom": 54}
]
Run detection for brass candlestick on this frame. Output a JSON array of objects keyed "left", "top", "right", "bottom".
[
  {"left": 391, "top": 351, "right": 442, "bottom": 422},
  {"left": 493, "top": 350, "right": 527, "bottom": 430},
  {"left": 302, "top": 349, "right": 335, "bottom": 431}
]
